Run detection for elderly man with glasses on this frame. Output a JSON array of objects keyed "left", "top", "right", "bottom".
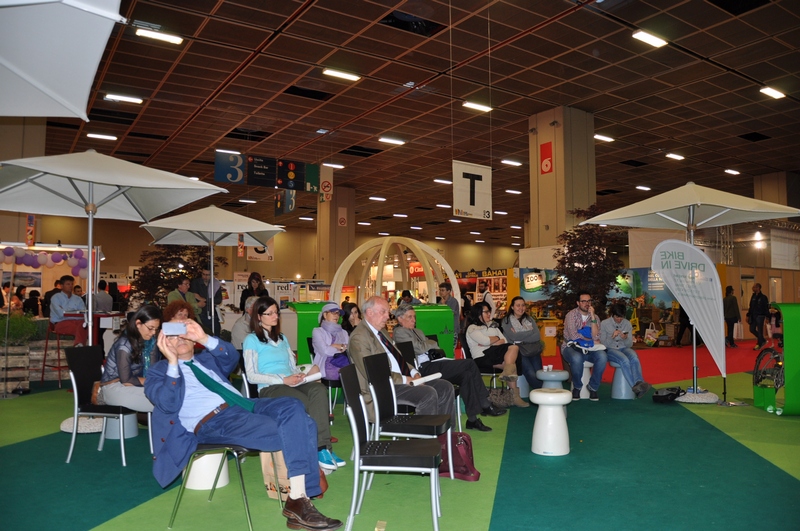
[{"left": 561, "top": 292, "right": 607, "bottom": 401}]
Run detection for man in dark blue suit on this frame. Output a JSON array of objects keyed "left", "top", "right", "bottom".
[{"left": 145, "top": 318, "right": 341, "bottom": 531}]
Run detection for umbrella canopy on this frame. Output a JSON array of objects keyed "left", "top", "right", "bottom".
[
  {"left": 0, "top": 0, "right": 124, "bottom": 121},
  {"left": 141, "top": 205, "right": 284, "bottom": 333},
  {"left": 0, "top": 150, "right": 227, "bottom": 345}
]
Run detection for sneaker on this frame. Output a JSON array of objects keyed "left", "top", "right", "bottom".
[
  {"left": 572, "top": 388, "right": 581, "bottom": 401},
  {"left": 634, "top": 382, "right": 652, "bottom": 399},
  {"left": 730, "top": 343, "right": 738, "bottom": 348},
  {"left": 753, "top": 344, "right": 763, "bottom": 351},
  {"left": 328, "top": 449, "right": 346, "bottom": 467},
  {"left": 317, "top": 449, "right": 338, "bottom": 471},
  {"left": 589, "top": 389, "right": 599, "bottom": 401}
]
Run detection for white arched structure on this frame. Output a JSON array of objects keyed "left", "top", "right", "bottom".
[{"left": 330, "top": 237, "right": 461, "bottom": 307}]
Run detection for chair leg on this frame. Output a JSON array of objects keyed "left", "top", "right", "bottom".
[
  {"left": 346, "top": 463, "right": 360, "bottom": 531},
  {"left": 207, "top": 450, "right": 229, "bottom": 502},
  {"left": 356, "top": 469, "right": 370, "bottom": 515},
  {"left": 66, "top": 413, "right": 79, "bottom": 463},
  {"left": 119, "top": 415, "right": 127, "bottom": 467},
  {"left": 455, "top": 395, "right": 462, "bottom": 432},
  {"left": 98, "top": 418, "right": 108, "bottom": 451},
  {"left": 148, "top": 411, "right": 154, "bottom": 454},
  {"left": 446, "top": 427, "right": 454, "bottom": 480},
  {"left": 269, "top": 452, "right": 284, "bottom": 509},
  {"left": 430, "top": 470, "right": 440, "bottom": 531},
  {"left": 231, "top": 451, "right": 254, "bottom": 531},
  {"left": 169, "top": 455, "right": 197, "bottom": 529}
]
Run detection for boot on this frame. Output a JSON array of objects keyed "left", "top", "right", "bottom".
[
  {"left": 499, "top": 363, "right": 517, "bottom": 382},
  {"left": 513, "top": 394, "right": 530, "bottom": 408}
]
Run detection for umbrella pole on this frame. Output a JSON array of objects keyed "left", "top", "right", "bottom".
[
  {"left": 86, "top": 185, "right": 95, "bottom": 347},
  {"left": 2, "top": 263, "right": 19, "bottom": 400},
  {"left": 692, "top": 327, "right": 698, "bottom": 393},
  {"left": 210, "top": 243, "right": 215, "bottom": 335},
  {"left": 723, "top": 376, "right": 727, "bottom": 403}
]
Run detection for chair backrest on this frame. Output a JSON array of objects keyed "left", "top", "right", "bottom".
[
  {"left": 425, "top": 334, "right": 438, "bottom": 343},
  {"left": 306, "top": 336, "right": 315, "bottom": 356},
  {"left": 339, "top": 364, "right": 369, "bottom": 447},
  {"left": 459, "top": 331, "right": 474, "bottom": 359},
  {"left": 363, "top": 353, "right": 398, "bottom": 422},
  {"left": 237, "top": 349, "right": 259, "bottom": 399},
  {"left": 65, "top": 346, "right": 105, "bottom": 406},
  {"left": 395, "top": 341, "right": 417, "bottom": 368}
]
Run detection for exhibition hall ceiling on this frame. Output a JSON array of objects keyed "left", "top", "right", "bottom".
[{"left": 43, "top": 0, "right": 800, "bottom": 246}]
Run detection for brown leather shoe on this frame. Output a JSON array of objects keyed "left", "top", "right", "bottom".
[{"left": 282, "top": 496, "right": 342, "bottom": 530}]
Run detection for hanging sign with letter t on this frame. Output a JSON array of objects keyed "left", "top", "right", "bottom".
[{"left": 452, "top": 160, "right": 492, "bottom": 220}]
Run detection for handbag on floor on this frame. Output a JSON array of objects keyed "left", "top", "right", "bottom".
[
  {"left": 652, "top": 386, "right": 685, "bottom": 403},
  {"left": 488, "top": 387, "right": 515, "bottom": 409},
  {"left": 438, "top": 431, "right": 480, "bottom": 481}
]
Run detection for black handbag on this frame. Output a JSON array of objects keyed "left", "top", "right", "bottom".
[{"left": 652, "top": 386, "right": 686, "bottom": 403}]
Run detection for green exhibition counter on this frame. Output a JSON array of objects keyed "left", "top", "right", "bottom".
[
  {"left": 288, "top": 301, "right": 329, "bottom": 365},
  {"left": 402, "top": 305, "right": 456, "bottom": 358},
  {"left": 776, "top": 303, "right": 798, "bottom": 415}
]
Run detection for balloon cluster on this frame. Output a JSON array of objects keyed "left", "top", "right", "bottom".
[{"left": 1, "top": 247, "right": 89, "bottom": 279}]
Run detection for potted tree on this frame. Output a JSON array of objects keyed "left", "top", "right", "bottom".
[{"left": 1, "top": 312, "right": 38, "bottom": 394}]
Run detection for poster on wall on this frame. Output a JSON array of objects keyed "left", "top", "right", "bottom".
[
  {"left": 233, "top": 271, "right": 251, "bottom": 308},
  {"left": 268, "top": 283, "right": 299, "bottom": 309}
]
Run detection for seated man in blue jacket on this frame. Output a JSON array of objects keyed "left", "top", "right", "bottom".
[{"left": 145, "top": 318, "right": 341, "bottom": 531}]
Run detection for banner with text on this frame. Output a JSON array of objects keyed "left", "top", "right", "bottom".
[
  {"left": 452, "top": 160, "right": 492, "bottom": 220},
  {"left": 652, "top": 240, "right": 725, "bottom": 377}
]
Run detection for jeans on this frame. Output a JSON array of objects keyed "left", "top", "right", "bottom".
[
  {"left": 561, "top": 346, "right": 607, "bottom": 391},
  {"left": 604, "top": 347, "right": 643, "bottom": 388},
  {"left": 520, "top": 354, "right": 543, "bottom": 390},
  {"left": 749, "top": 315, "right": 766, "bottom": 345},
  {"left": 725, "top": 318, "right": 738, "bottom": 345}
]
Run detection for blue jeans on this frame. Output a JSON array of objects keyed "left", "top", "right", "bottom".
[
  {"left": 520, "top": 354, "right": 543, "bottom": 390},
  {"left": 561, "top": 346, "right": 607, "bottom": 391},
  {"left": 605, "top": 347, "right": 643, "bottom": 388}
]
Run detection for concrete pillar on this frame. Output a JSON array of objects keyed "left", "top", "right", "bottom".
[
  {"left": 0, "top": 117, "right": 46, "bottom": 241},
  {"left": 754, "top": 171, "right": 800, "bottom": 212},
  {"left": 316, "top": 168, "right": 355, "bottom": 284},
  {"left": 527, "top": 106, "right": 595, "bottom": 247}
]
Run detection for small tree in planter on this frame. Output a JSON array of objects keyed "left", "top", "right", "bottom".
[{"left": 0, "top": 312, "right": 38, "bottom": 346}]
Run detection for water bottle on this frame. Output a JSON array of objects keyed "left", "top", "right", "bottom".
[
  {"left": 776, "top": 408, "right": 783, "bottom": 416},
  {"left": 766, "top": 405, "right": 775, "bottom": 414}
]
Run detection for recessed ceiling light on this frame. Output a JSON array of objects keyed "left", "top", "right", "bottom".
[
  {"left": 298, "top": 216, "right": 314, "bottom": 221},
  {"left": 501, "top": 159, "right": 522, "bottom": 166},
  {"left": 511, "top": 225, "right": 522, "bottom": 229},
  {"left": 322, "top": 68, "right": 360, "bottom": 81},
  {"left": 86, "top": 133, "right": 117, "bottom": 141},
  {"left": 475, "top": 239, "right": 485, "bottom": 243},
  {"left": 238, "top": 199, "right": 257, "bottom": 204},
  {"left": 135, "top": 28, "right": 183, "bottom": 45},
  {"left": 369, "top": 196, "right": 386, "bottom": 201},
  {"left": 632, "top": 30, "right": 667, "bottom": 48},
  {"left": 506, "top": 189, "right": 522, "bottom": 195},
  {"left": 760, "top": 86, "right": 785, "bottom": 99},
  {"left": 435, "top": 236, "right": 445, "bottom": 240},
  {"left": 636, "top": 185, "right": 651, "bottom": 191},
  {"left": 379, "top": 137, "right": 405, "bottom": 145},
  {"left": 316, "top": 128, "right": 329, "bottom": 134},
  {"left": 599, "top": 224, "right": 607, "bottom": 227},
  {"left": 378, "top": 232, "right": 390, "bottom": 236},
  {"left": 494, "top": 210, "right": 507, "bottom": 215},
  {"left": 755, "top": 231, "right": 763, "bottom": 240},
  {"left": 104, "top": 93, "right": 143, "bottom": 104},
  {"left": 216, "top": 148, "right": 241, "bottom": 155},
  {"left": 410, "top": 226, "right": 422, "bottom": 230},
  {"left": 357, "top": 222, "right": 371, "bottom": 226},
  {"left": 463, "top": 101, "right": 492, "bottom": 112},
  {"left": 434, "top": 179, "right": 452, "bottom": 185},
  {"left": 666, "top": 153, "right": 684, "bottom": 160},
  {"left": 470, "top": 231, "right": 481, "bottom": 235},
  {"left": 512, "top": 235, "right": 521, "bottom": 239},
  {"left": 188, "top": 176, "right": 199, "bottom": 181},
  {"left": 322, "top": 163, "right": 344, "bottom": 169},
  {"left": 449, "top": 219, "right": 462, "bottom": 223},
  {"left": 725, "top": 169, "right": 740, "bottom": 175},
  {"left": 436, "top": 203, "right": 451, "bottom": 208},
  {"left": 394, "top": 214, "right": 408, "bottom": 218},
  {"left": 512, "top": 243, "right": 521, "bottom": 246},
  {"left": 593, "top": 134, "right": 614, "bottom": 142}
]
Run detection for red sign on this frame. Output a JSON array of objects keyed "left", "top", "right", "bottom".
[
  {"left": 540, "top": 141, "right": 553, "bottom": 174},
  {"left": 409, "top": 262, "right": 426, "bottom": 278}
]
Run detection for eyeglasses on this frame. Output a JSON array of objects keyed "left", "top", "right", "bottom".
[
  {"left": 482, "top": 310, "right": 491, "bottom": 314},
  {"left": 579, "top": 299, "right": 592, "bottom": 303},
  {"left": 141, "top": 323, "right": 159, "bottom": 332},
  {"left": 260, "top": 311, "right": 278, "bottom": 317}
]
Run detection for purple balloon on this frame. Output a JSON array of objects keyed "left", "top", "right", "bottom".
[
  {"left": 52, "top": 252, "right": 63, "bottom": 263},
  {"left": 32, "top": 262, "right": 41, "bottom": 269},
  {"left": 22, "top": 254, "right": 34, "bottom": 266},
  {"left": 73, "top": 248, "right": 84, "bottom": 259},
  {"left": 72, "top": 265, "right": 81, "bottom": 276},
  {"left": 15, "top": 256, "right": 24, "bottom": 265},
  {"left": 78, "top": 257, "right": 88, "bottom": 269},
  {"left": 2, "top": 246, "right": 14, "bottom": 257}
]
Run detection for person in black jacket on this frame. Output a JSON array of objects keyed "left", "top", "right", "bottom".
[
  {"left": 746, "top": 283, "right": 769, "bottom": 350},
  {"left": 41, "top": 279, "right": 61, "bottom": 318}
]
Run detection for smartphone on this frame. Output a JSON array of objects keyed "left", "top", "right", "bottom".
[{"left": 162, "top": 322, "right": 187, "bottom": 336}]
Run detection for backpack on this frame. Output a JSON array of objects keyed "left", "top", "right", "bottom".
[
  {"left": 438, "top": 431, "right": 480, "bottom": 481},
  {"left": 652, "top": 386, "right": 686, "bottom": 403}
]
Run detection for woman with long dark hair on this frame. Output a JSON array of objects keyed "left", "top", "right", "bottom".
[
  {"left": 100, "top": 304, "right": 162, "bottom": 411},
  {"left": 341, "top": 302, "right": 362, "bottom": 335},
  {"left": 243, "top": 296, "right": 345, "bottom": 471},
  {"left": 502, "top": 296, "right": 544, "bottom": 390},
  {"left": 239, "top": 272, "right": 267, "bottom": 311}
]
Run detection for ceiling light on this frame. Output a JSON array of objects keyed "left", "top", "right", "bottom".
[
  {"left": 104, "top": 93, "right": 143, "bottom": 104},
  {"left": 135, "top": 28, "right": 183, "bottom": 45},
  {"left": 511, "top": 225, "right": 522, "bottom": 229},
  {"left": 666, "top": 153, "right": 684, "bottom": 160},
  {"left": 435, "top": 236, "right": 445, "bottom": 240},
  {"left": 188, "top": 177, "right": 200, "bottom": 181},
  {"left": 475, "top": 239, "right": 485, "bottom": 243},
  {"left": 436, "top": 203, "right": 451, "bottom": 208},
  {"left": 494, "top": 211, "right": 507, "bottom": 215},
  {"left": 316, "top": 128, "right": 329, "bottom": 134},
  {"left": 512, "top": 235, "right": 521, "bottom": 239},
  {"left": 593, "top": 134, "right": 614, "bottom": 142},
  {"left": 636, "top": 185, "right": 651, "bottom": 191},
  {"left": 760, "top": 86, "right": 785, "bottom": 99},
  {"left": 378, "top": 232, "right": 390, "bottom": 236},
  {"left": 216, "top": 148, "right": 241, "bottom": 155},
  {"left": 512, "top": 243, "right": 521, "bottom": 246},
  {"left": 501, "top": 159, "right": 522, "bottom": 166},
  {"left": 410, "top": 226, "right": 422, "bottom": 230},
  {"left": 434, "top": 179, "right": 452, "bottom": 185},
  {"left": 394, "top": 214, "right": 408, "bottom": 218},
  {"left": 599, "top": 224, "right": 607, "bottom": 227},
  {"left": 86, "top": 133, "right": 117, "bottom": 141},
  {"left": 755, "top": 231, "right": 763, "bottom": 241},
  {"left": 725, "top": 169, "right": 740, "bottom": 175},
  {"left": 322, "top": 163, "right": 344, "bottom": 169},
  {"left": 299, "top": 216, "right": 314, "bottom": 221},
  {"left": 632, "top": 30, "right": 667, "bottom": 48},
  {"left": 369, "top": 196, "right": 386, "bottom": 201},
  {"left": 357, "top": 221, "right": 371, "bottom": 226},
  {"left": 322, "top": 68, "right": 361, "bottom": 81},
  {"left": 755, "top": 241, "right": 766, "bottom": 249},
  {"left": 449, "top": 219, "right": 462, "bottom": 223},
  {"left": 506, "top": 189, "right": 522, "bottom": 195},
  {"left": 463, "top": 101, "right": 492, "bottom": 112},
  {"left": 470, "top": 231, "right": 481, "bottom": 235},
  {"left": 379, "top": 137, "right": 405, "bottom": 145},
  {"left": 238, "top": 199, "right": 257, "bottom": 204}
]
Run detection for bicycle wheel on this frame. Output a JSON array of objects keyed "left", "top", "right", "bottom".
[{"left": 753, "top": 348, "right": 784, "bottom": 390}]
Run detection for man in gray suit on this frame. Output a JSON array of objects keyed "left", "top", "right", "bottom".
[{"left": 348, "top": 296, "right": 455, "bottom": 425}]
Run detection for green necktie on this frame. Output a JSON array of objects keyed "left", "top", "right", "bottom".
[{"left": 185, "top": 360, "right": 254, "bottom": 413}]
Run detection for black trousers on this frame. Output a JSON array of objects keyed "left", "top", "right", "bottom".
[{"left": 419, "top": 359, "right": 489, "bottom": 418}]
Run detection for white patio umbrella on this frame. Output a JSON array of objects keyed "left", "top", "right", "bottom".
[
  {"left": 141, "top": 205, "right": 284, "bottom": 333},
  {"left": 0, "top": 150, "right": 227, "bottom": 345},
  {"left": 0, "top": 0, "right": 125, "bottom": 121},
  {"left": 582, "top": 181, "right": 800, "bottom": 400}
]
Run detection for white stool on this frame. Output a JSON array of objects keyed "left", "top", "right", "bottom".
[
  {"left": 104, "top": 413, "right": 139, "bottom": 440},
  {"left": 536, "top": 369, "right": 569, "bottom": 389},
  {"left": 530, "top": 388, "right": 572, "bottom": 456},
  {"left": 183, "top": 454, "right": 231, "bottom": 490},
  {"left": 570, "top": 361, "right": 594, "bottom": 399},
  {"left": 609, "top": 361, "right": 635, "bottom": 399}
]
